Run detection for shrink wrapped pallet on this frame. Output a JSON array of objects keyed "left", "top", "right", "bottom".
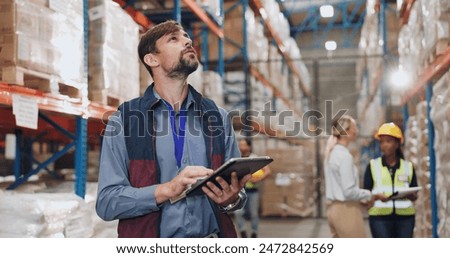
[{"left": 88, "top": 0, "right": 139, "bottom": 105}]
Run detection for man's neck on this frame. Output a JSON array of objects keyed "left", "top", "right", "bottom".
[{"left": 153, "top": 78, "right": 189, "bottom": 112}]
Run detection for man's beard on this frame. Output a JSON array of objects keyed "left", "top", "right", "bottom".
[{"left": 167, "top": 53, "right": 199, "bottom": 80}]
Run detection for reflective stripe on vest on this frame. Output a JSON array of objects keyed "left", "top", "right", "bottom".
[{"left": 368, "top": 157, "right": 415, "bottom": 216}]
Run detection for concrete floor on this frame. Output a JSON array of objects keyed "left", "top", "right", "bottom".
[
  {"left": 256, "top": 217, "right": 332, "bottom": 238},
  {"left": 236, "top": 216, "right": 372, "bottom": 238}
]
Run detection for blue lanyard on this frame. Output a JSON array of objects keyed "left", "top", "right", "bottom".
[{"left": 163, "top": 100, "right": 187, "bottom": 168}]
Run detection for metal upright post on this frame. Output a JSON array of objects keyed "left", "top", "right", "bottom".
[
  {"left": 174, "top": 0, "right": 182, "bottom": 23},
  {"left": 242, "top": 0, "right": 251, "bottom": 136},
  {"left": 402, "top": 104, "right": 409, "bottom": 132},
  {"left": 218, "top": 0, "right": 224, "bottom": 78},
  {"left": 312, "top": 60, "right": 322, "bottom": 218},
  {"left": 202, "top": 27, "right": 209, "bottom": 71},
  {"left": 380, "top": 0, "right": 388, "bottom": 56},
  {"left": 75, "top": 0, "right": 89, "bottom": 198},
  {"left": 13, "top": 129, "right": 22, "bottom": 180},
  {"left": 75, "top": 117, "right": 87, "bottom": 198},
  {"left": 426, "top": 82, "right": 439, "bottom": 238}
]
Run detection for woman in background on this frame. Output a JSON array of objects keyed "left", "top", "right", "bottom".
[
  {"left": 363, "top": 122, "right": 418, "bottom": 238},
  {"left": 324, "top": 115, "right": 386, "bottom": 237}
]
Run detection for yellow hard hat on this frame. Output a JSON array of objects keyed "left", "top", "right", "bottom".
[{"left": 375, "top": 122, "right": 403, "bottom": 143}]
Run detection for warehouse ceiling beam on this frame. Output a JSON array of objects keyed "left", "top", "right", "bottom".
[
  {"left": 113, "top": 0, "right": 153, "bottom": 30},
  {"left": 278, "top": 0, "right": 361, "bottom": 13},
  {"left": 290, "top": 0, "right": 365, "bottom": 49}
]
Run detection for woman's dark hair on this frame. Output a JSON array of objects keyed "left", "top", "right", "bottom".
[{"left": 395, "top": 138, "right": 404, "bottom": 159}]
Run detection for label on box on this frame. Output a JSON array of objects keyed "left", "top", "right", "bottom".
[
  {"left": 88, "top": 6, "right": 105, "bottom": 21},
  {"left": 275, "top": 174, "right": 291, "bottom": 186},
  {"left": 12, "top": 94, "right": 39, "bottom": 130}
]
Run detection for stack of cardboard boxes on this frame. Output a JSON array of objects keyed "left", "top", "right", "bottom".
[
  {"left": 261, "top": 141, "right": 317, "bottom": 217},
  {"left": 88, "top": 0, "right": 140, "bottom": 105},
  {"left": 0, "top": 0, "right": 85, "bottom": 97}
]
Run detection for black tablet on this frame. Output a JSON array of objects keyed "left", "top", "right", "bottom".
[{"left": 170, "top": 156, "right": 273, "bottom": 203}]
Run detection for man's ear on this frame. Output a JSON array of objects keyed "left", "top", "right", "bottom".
[{"left": 144, "top": 53, "right": 159, "bottom": 68}]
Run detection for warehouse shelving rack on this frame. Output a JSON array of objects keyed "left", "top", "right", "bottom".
[
  {"left": 0, "top": 0, "right": 115, "bottom": 197},
  {"left": 400, "top": 46, "right": 450, "bottom": 238},
  {"left": 220, "top": 0, "right": 311, "bottom": 139},
  {"left": 358, "top": 0, "right": 397, "bottom": 120},
  {"left": 358, "top": 0, "right": 450, "bottom": 237},
  {"left": 0, "top": 0, "right": 313, "bottom": 194},
  {"left": 397, "top": 0, "right": 449, "bottom": 237},
  {"left": 249, "top": 0, "right": 312, "bottom": 98}
]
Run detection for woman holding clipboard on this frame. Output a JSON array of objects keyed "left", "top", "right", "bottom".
[{"left": 363, "top": 122, "right": 419, "bottom": 238}]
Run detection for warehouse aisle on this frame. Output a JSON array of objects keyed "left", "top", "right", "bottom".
[
  {"left": 258, "top": 217, "right": 332, "bottom": 238},
  {"left": 234, "top": 217, "right": 372, "bottom": 238}
]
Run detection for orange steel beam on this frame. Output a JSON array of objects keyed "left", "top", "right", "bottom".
[
  {"left": 113, "top": 0, "right": 153, "bottom": 30},
  {"left": 249, "top": 65, "right": 302, "bottom": 117},
  {"left": 87, "top": 102, "right": 116, "bottom": 121},
  {"left": 182, "top": 0, "right": 224, "bottom": 38},
  {"left": 250, "top": 0, "right": 311, "bottom": 98},
  {"left": 0, "top": 83, "right": 116, "bottom": 120},
  {"left": 399, "top": 0, "right": 416, "bottom": 25},
  {"left": 401, "top": 46, "right": 450, "bottom": 105},
  {"left": 0, "top": 83, "right": 84, "bottom": 116}
]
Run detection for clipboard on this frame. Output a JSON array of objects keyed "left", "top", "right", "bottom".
[
  {"left": 169, "top": 156, "right": 273, "bottom": 203},
  {"left": 387, "top": 186, "right": 422, "bottom": 200}
]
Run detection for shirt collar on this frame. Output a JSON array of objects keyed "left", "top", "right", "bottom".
[
  {"left": 152, "top": 87, "right": 196, "bottom": 110},
  {"left": 381, "top": 156, "right": 401, "bottom": 170}
]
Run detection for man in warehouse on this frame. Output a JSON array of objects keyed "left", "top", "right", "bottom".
[
  {"left": 95, "top": 20, "right": 250, "bottom": 238},
  {"left": 234, "top": 139, "right": 271, "bottom": 238}
]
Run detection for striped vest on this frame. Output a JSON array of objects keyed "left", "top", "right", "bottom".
[
  {"left": 117, "top": 84, "right": 237, "bottom": 237},
  {"left": 368, "top": 157, "right": 415, "bottom": 216}
]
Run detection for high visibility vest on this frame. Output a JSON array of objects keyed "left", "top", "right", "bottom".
[{"left": 368, "top": 157, "right": 415, "bottom": 216}]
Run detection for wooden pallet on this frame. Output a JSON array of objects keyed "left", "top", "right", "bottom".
[
  {"left": 88, "top": 89, "right": 123, "bottom": 107},
  {"left": 0, "top": 66, "right": 85, "bottom": 99}
]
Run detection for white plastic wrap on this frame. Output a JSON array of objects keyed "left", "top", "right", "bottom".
[
  {"left": 429, "top": 73, "right": 450, "bottom": 237},
  {"left": 88, "top": 0, "right": 140, "bottom": 102}
]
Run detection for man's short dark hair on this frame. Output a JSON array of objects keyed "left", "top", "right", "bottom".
[{"left": 138, "top": 20, "right": 184, "bottom": 77}]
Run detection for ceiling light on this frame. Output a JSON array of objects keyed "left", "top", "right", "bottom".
[
  {"left": 320, "top": 5, "right": 334, "bottom": 18},
  {"left": 325, "top": 41, "right": 337, "bottom": 51}
]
